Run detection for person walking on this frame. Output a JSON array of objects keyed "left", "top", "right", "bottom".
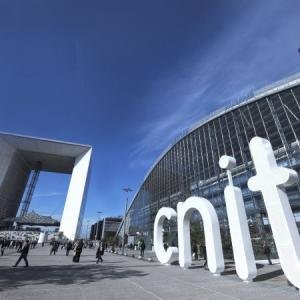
[
  {"left": 163, "top": 242, "right": 168, "bottom": 251},
  {"left": 193, "top": 244, "right": 198, "bottom": 260},
  {"left": 96, "top": 244, "right": 104, "bottom": 264},
  {"left": 140, "top": 240, "right": 145, "bottom": 257},
  {"left": 17, "top": 241, "right": 23, "bottom": 253},
  {"left": 13, "top": 240, "right": 30, "bottom": 267},
  {"left": 200, "top": 243, "right": 207, "bottom": 269},
  {"left": 50, "top": 241, "right": 58, "bottom": 255},
  {"left": 0, "top": 242, "right": 5, "bottom": 256},
  {"left": 66, "top": 241, "right": 73, "bottom": 256},
  {"left": 73, "top": 239, "right": 83, "bottom": 263},
  {"left": 263, "top": 242, "right": 272, "bottom": 265}
]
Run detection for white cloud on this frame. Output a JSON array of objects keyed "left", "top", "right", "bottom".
[
  {"left": 130, "top": 0, "right": 300, "bottom": 171},
  {"left": 33, "top": 192, "right": 65, "bottom": 198}
]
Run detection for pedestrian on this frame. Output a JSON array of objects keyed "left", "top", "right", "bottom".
[
  {"left": 73, "top": 239, "right": 83, "bottom": 263},
  {"left": 66, "top": 241, "right": 73, "bottom": 256},
  {"left": 0, "top": 242, "right": 5, "bottom": 256},
  {"left": 12, "top": 240, "right": 30, "bottom": 267},
  {"left": 163, "top": 242, "right": 168, "bottom": 251},
  {"left": 200, "top": 243, "right": 207, "bottom": 269},
  {"left": 50, "top": 241, "right": 58, "bottom": 255},
  {"left": 263, "top": 241, "right": 272, "bottom": 265},
  {"left": 17, "top": 241, "right": 23, "bottom": 253},
  {"left": 192, "top": 244, "right": 198, "bottom": 260},
  {"left": 140, "top": 240, "right": 145, "bottom": 257},
  {"left": 96, "top": 244, "right": 104, "bottom": 263}
]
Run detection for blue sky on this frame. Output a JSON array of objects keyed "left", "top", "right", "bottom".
[{"left": 0, "top": 1, "right": 300, "bottom": 234}]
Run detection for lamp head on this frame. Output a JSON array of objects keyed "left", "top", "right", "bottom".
[{"left": 219, "top": 155, "right": 236, "bottom": 171}]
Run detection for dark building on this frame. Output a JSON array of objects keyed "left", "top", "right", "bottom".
[
  {"left": 90, "top": 217, "right": 122, "bottom": 242},
  {"left": 90, "top": 220, "right": 103, "bottom": 240},
  {"left": 117, "top": 74, "right": 300, "bottom": 258},
  {"left": 101, "top": 217, "right": 122, "bottom": 241}
]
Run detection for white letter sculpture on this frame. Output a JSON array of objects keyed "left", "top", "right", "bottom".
[
  {"left": 219, "top": 155, "right": 257, "bottom": 282},
  {"left": 177, "top": 196, "right": 224, "bottom": 275},
  {"left": 154, "top": 207, "right": 178, "bottom": 264},
  {"left": 248, "top": 137, "right": 300, "bottom": 289}
]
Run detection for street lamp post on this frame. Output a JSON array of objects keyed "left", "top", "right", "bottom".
[
  {"left": 95, "top": 211, "right": 102, "bottom": 242},
  {"left": 122, "top": 187, "right": 132, "bottom": 255}
]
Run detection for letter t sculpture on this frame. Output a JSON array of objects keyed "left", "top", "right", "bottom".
[{"left": 248, "top": 137, "right": 300, "bottom": 289}]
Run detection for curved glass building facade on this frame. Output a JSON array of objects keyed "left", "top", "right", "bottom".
[{"left": 119, "top": 74, "right": 300, "bottom": 258}]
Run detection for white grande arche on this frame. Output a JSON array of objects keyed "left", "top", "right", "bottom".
[
  {"left": 0, "top": 132, "right": 92, "bottom": 241},
  {"left": 177, "top": 196, "right": 224, "bottom": 275},
  {"left": 248, "top": 137, "right": 300, "bottom": 289},
  {"left": 219, "top": 155, "right": 257, "bottom": 282},
  {"left": 153, "top": 207, "right": 178, "bottom": 264},
  {"left": 60, "top": 149, "right": 92, "bottom": 240}
]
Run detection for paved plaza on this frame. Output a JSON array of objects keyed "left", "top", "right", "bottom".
[{"left": 0, "top": 246, "right": 299, "bottom": 300}]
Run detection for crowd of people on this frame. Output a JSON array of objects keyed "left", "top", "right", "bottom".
[
  {"left": 0, "top": 228, "right": 106, "bottom": 267},
  {"left": 1, "top": 238, "right": 106, "bottom": 267},
  {"left": 0, "top": 230, "right": 40, "bottom": 241},
  {"left": 190, "top": 241, "right": 275, "bottom": 268},
  {"left": 0, "top": 235, "right": 38, "bottom": 256},
  {"left": 127, "top": 239, "right": 146, "bottom": 257},
  {"left": 1, "top": 232, "right": 274, "bottom": 269},
  {"left": 48, "top": 239, "right": 105, "bottom": 264}
]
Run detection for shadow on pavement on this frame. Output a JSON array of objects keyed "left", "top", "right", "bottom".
[
  {"left": 254, "top": 268, "right": 284, "bottom": 282},
  {"left": 221, "top": 263, "right": 268, "bottom": 276},
  {"left": 0, "top": 263, "right": 148, "bottom": 292},
  {"left": 189, "top": 265, "right": 205, "bottom": 269}
]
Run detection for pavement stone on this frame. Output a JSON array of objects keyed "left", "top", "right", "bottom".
[{"left": 0, "top": 246, "right": 299, "bottom": 299}]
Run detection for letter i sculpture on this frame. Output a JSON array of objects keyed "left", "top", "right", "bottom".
[{"left": 219, "top": 155, "right": 257, "bottom": 282}]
